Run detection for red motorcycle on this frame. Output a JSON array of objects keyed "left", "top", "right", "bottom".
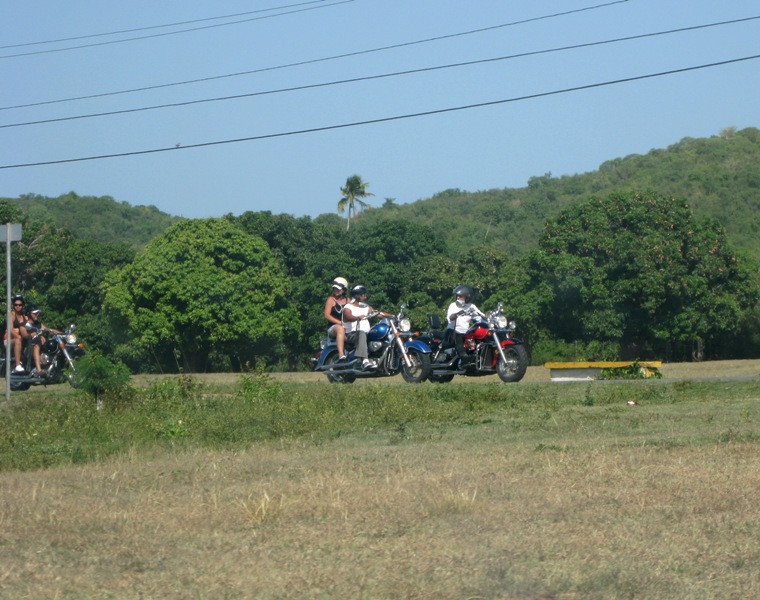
[{"left": 416, "top": 302, "right": 529, "bottom": 383}]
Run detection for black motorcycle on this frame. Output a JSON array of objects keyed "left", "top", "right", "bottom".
[
  {"left": 1, "top": 323, "right": 85, "bottom": 390},
  {"left": 416, "top": 302, "right": 529, "bottom": 383}
]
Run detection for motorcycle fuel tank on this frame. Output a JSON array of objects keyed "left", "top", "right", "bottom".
[{"left": 368, "top": 322, "right": 389, "bottom": 341}]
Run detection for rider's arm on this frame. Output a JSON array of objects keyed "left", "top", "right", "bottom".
[{"left": 447, "top": 302, "right": 461, "bottom": 322}]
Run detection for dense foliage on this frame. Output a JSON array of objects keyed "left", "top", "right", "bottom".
[
  {"left": 519, "top": 191, "right": 758, "bottom": 360},
  {"left": 2, "top": 128, "right": 759, "bottom": 370},
  {"left": 101, "top": 219, "right": 300, "bottom": 372}
]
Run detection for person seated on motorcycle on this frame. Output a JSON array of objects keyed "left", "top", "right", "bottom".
[
  {"left": 446, "top": 285, "right": 484, "bottom": 365},
  {"left": 24, "top": 305, "right": 61, "bottom": 376},
  {"left": 5, "top": 294, "right": 28, "bottom": 373},
  {"left": 324, "top": 277, "right": 349, "bottom": 359},
  {"left": 342, "top": 284, "right": 393, "bottom": 370}
]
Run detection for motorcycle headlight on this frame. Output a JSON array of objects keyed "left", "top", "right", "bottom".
[
  {"left": 398, "top": 317, "right": 411, "bottom": 332},
  {"left": 66, "top": 334, "right": 78, "bottom": 344},
  {"left": 495, "top": 315, "right": 508, "bottom": 329}
]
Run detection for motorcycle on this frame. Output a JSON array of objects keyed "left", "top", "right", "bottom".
[
  {"left": 312, "top": 303, "right": 432, "bottom": 383},
  {"left": 1, "top": 323, "right": 85, "bottom": 391},
  {"left": 417, "top": 302, "right": 529, "bottom": 383}
]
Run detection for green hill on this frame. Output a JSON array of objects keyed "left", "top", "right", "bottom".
[
  {"left": 362, "top": 126, "right": 760, "bottom": 261},
  {"left": 5, "top": 127, "right": 759, "bottom": 260},
  {"left": 5, "top": 191, "right": 182, "bottom": 250}
]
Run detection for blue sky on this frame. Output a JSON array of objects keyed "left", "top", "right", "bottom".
[{"left": 2, "top": 0, "right": 758, "bottom": 220}]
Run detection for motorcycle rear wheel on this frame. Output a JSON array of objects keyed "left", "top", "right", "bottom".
[
  {"left": 497, "top": 344, "right": 529, "bottom": 383},
  {"left": 324, "top": 352, "right": 356, "bottom": 384}
]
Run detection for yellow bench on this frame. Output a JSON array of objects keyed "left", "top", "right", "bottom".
[{"left": 544, "top": 361, "right": 662, "bottom": 382}]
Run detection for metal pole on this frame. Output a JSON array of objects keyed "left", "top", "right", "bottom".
[{"left": 6, "top": 223, "right": 12, "bottom": 401}]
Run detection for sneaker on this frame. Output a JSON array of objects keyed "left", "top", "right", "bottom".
[
  {"left": 13, "top": 364, "right": 25, "bottom": 373},
  {"left": 361, "top": 359, "right": 377, "bottom": 369},
  {"left": 29, "top": 368, "right": 38, "bottom": 377},
  {"left": 336, "top": 354, "right": 347, "bottom": 362}
]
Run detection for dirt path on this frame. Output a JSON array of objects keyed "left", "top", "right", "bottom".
[{"left": 128, "top": 359, "right": 760, "bottom": 387}]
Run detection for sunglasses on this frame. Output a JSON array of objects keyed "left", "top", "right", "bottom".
[{"left": 13, "top": 303, "right": 23, "bottom": 307}]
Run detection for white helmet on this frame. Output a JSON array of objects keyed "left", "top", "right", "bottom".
[{"left": 332, "top": 277, "right": 348, "bottom": 290}]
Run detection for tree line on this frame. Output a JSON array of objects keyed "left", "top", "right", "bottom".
[{"left": 2, "top": 189, "right": 758, "bottom": 373}]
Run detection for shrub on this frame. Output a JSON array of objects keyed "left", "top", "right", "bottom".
[{"left": 74, "top": 351, "right": 132, "bottom": 407}]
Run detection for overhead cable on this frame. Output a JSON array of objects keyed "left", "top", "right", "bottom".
[
  {"left": 1, "top": 0, "right": 630, "bottom": 110},
  {"left": 0, "top": 0, "right": 354, "bottom": 59},
  {"left": 2, "top": 53, "right": 758, "bottom": 170},
  {"left": 2, "top": 16, "right": 757, "bottom": 130},
  {"left": 1, "top": 0, "right": 338, "bottom": 49}
]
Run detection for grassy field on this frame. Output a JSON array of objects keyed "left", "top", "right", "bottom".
[{"left": 0, "top": 361, "right": 758, "bottom": 599}]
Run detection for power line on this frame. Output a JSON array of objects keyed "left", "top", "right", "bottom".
[
  {"left": 0, "top": 0, "right": 337, "bottom": 49},
  {"left": 2, "top": 53, "right": 757, "bottom": 171},
  {"left": 3, "top": 16, "right": 756, "bottom": 130},
  {"left": 1, "top": 0, "right": 630, "bottom": 110},
  {"left": 0, "top": 0, "right": 354, "bottom": 59}
]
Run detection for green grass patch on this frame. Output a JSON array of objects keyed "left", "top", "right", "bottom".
[{"left": 1, "top": 376, "right": 758, "bottom": 472}]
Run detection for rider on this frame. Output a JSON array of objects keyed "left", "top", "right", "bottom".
[
  {"left": 324, "top": 277, "right": 349, "bottom": 359},
  {"left": 24, "top": 305, "right": 62, "bottom": 376},
  {"left": 6, "top": 294, "right": 28, "bottom": 372},
  {"left": 342, "top": 284, "right": 393, "bottom": 369},
  {"left": 446, "top": 285, "right": 483, "bottom": 365}
]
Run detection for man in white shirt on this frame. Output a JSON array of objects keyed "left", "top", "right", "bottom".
[
  {"left": 343, "top": 284, "right": 392, "bottom": 369},
  {"left": 446, "top": 285, "right": 483, "bottom": 364}
]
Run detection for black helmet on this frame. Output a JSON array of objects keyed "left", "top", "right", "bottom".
[
  {"left": 25, "top": 304, "right": 41, "bottom": 318},
  {"left": 350, "top": 284, "right": 368, "bottom": 299},
  {"left": 453, "top": 285, "right": 474, "bottom": 303},
  {"left": 11, "top": 294, "right": 24, "bottom": 306}
]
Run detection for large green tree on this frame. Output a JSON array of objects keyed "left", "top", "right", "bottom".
[
  {"left": 102, "top": 218, "right": 300, "bottom": 372},
  {"left": 337, "top": 175, "right": 374, "bottom": 231},
  {"left": 521, "top": 191, "right": 759, "bottom": 359}
]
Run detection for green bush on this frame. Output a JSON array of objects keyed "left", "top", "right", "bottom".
[{"left": 74, "top": 351, "right": 132, "bottom": 406}]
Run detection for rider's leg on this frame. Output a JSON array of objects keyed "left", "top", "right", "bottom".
[
  {"left": 12, "top": 335, "right": 22, "bottom": 366},
  {"left": 329, "top": 324, "right": 347, "bottom": 358},
  {"left": 336, "top": 324, "right": 346, "bottom": 356}
]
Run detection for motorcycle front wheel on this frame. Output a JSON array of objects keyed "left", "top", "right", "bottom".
[
  {"left": 400, "top": 349, "right": 431, "bottom": 383},
  {"left": 324, "top": 352, "right": 356, "bottom": 384},
  {"left": 497, "top": 344, "right": 529, "bottom": 383}
]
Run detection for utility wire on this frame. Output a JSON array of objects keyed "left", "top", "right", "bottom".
[
  {"left": 1, "top": 0, "right": 630, "bottom": 110},
  {"left": 0, "top": 0, "right": 336, "bottom": 49},
  {"left": 3, "top": 16, "right": 756, "bottom": 130},
  {"left": 2, "top": 53, "right": 757, "bottom": 170},
  {"left": 0, "top": 0, "right": 354, "bottom": 59}
]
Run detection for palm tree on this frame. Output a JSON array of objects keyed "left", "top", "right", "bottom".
[{"left": 337, "top": 175, "right": 374, "bottom": 231}]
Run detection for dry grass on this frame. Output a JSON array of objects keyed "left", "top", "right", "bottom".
[{"left": 1, "top": 421, "right": 758, "bottom": 599}]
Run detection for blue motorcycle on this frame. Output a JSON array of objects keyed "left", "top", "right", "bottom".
[{"left": 312, "top": 304, "right": 431, "bottom": 383}]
